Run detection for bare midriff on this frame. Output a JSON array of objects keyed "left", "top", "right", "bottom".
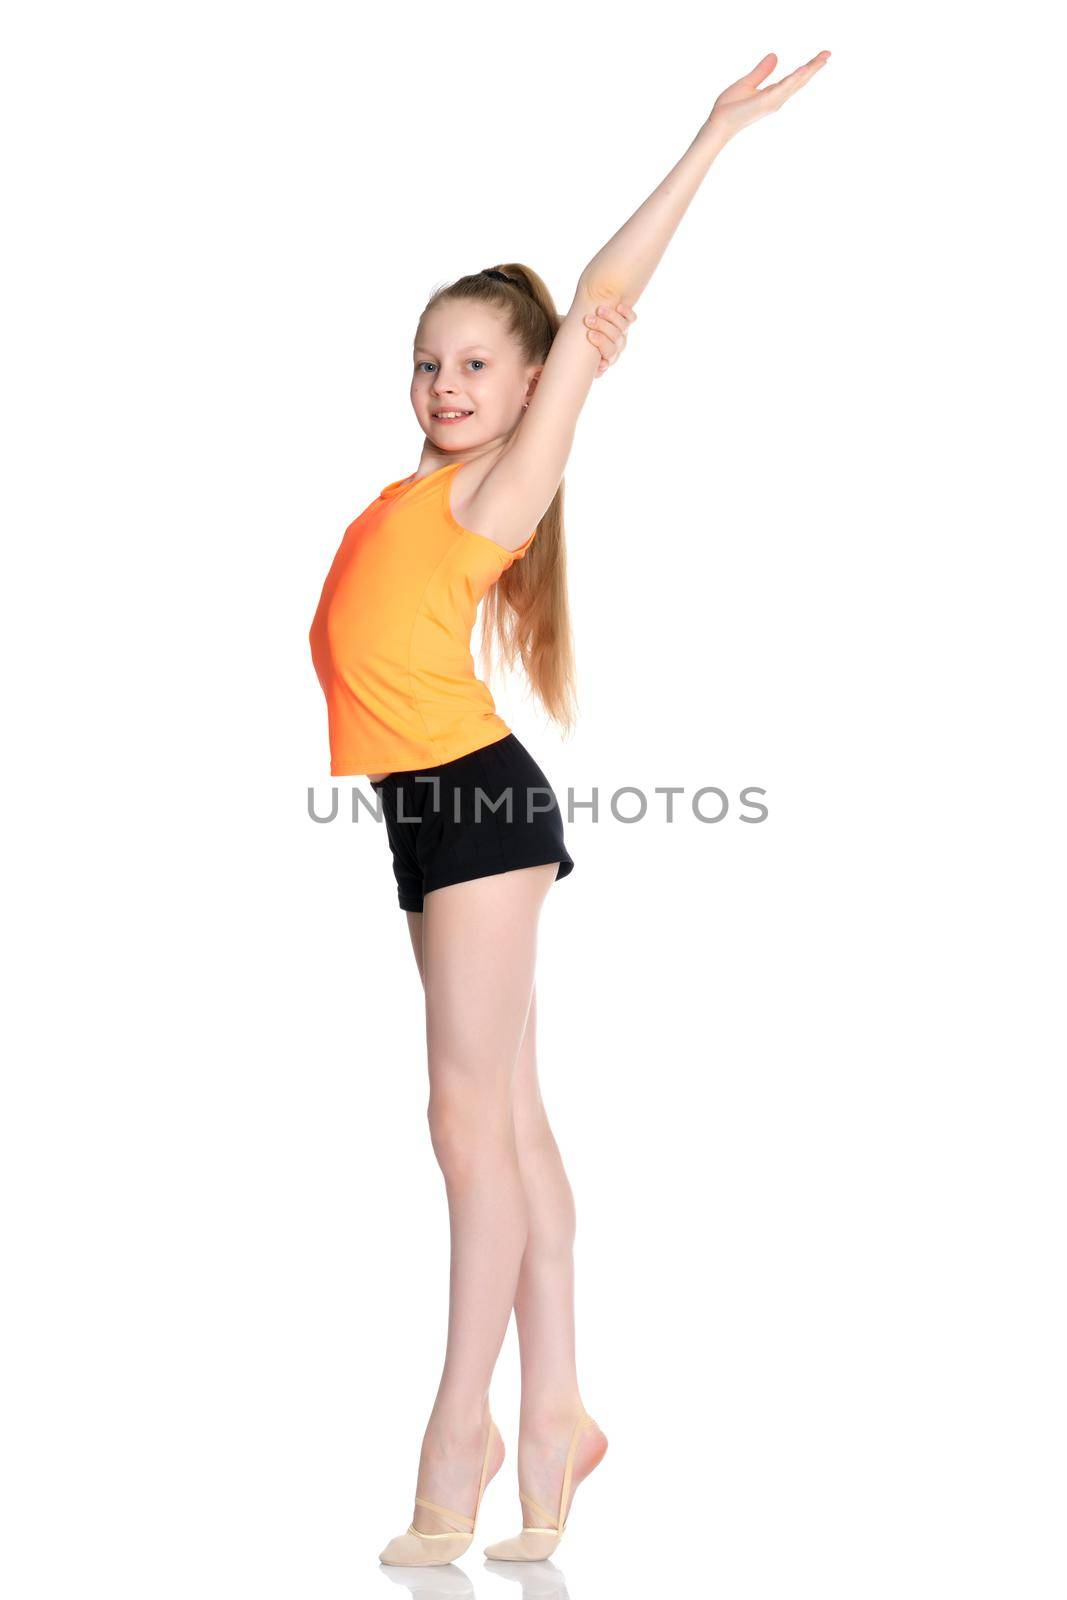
[{"left": 367, "top": 772, "right": 391, "bottom": 783}]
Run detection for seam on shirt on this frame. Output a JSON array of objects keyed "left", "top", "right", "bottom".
[{"left": 405, "top": 531, "right": 468, "bottom": 764}]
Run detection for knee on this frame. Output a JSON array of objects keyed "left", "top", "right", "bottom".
[
  {"left": 513, "top": 1094, "right": 553, "bottom": 1153},
  {"left": 427, "top": 1074, "right": 510, "bottom": 1175}
]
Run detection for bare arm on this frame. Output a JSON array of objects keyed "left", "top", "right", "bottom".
[
  {"left": 470, "top": 51, "right": 831, "bottom": 549},
  {"left": 580, "top": 51, "right": 829, "bottom": 307}
]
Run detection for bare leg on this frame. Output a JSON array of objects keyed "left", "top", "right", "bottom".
[
  {"left": 403, "top": 863, "right": 559, "bottom": 1537},
  {"left": 506, "top": 989, "right": 609, "bottom": 1529},
  {"left": 399, "top": 890, "right": 606, "bottom": 1534}
]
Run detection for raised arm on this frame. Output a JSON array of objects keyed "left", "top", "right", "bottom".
[{"left": 469, "top": 51, "right": 831, "bottom": 550}]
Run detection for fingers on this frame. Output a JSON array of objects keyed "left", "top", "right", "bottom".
[
  {"left": 601, "top": 302, "right": 637, "bottom": 332},
  {"left": 735, "top": 53, "right": 777, "bottom": 92},
  {"left": 585, "top": 301, "right": 637, "bottom": 371},
  {"left": 584, "top": 302, "right": 636, "bottom": 338},
  {"left": 760, "top": 50, "right": 830, "bottom": 104}
]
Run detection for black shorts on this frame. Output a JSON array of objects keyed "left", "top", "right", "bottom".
[{"left": 369, "top": 732, "right": 575, "bottom": 913}]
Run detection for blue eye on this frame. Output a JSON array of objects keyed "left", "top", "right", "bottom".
[{"left": 417, "top": 360, "right": 486, "bottom": 373}]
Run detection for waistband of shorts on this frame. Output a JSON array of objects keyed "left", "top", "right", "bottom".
[{"left": 370, "top": 733, "right": 517, "bottom": 789}]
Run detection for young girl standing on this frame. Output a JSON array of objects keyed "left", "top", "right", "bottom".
[{"left": 309, "top": 49, "right": 830, "bottom": 1567}]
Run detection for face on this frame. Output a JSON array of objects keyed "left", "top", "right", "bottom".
[{"left": 411, "top": 301, "right": 540, "bottom": 454}]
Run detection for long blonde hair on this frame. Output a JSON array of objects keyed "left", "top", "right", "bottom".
[{"left": 418, "top": 264, "right": 578, "bottom": 736}]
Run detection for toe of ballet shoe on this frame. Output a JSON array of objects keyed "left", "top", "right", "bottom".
[
  {"left": 483, "top": 1527, "right": 562, "bottom": 1561},
  {"left": 379, "top": 1529, "right": 471, "bottom": 1566}
]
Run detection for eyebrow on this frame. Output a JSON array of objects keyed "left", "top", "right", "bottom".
[{"left": 414, "top": 345, "right": 494, "bottom": 356}]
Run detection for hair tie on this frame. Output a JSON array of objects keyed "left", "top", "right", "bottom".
[{"left": 483, "top": 269, "right": 516, "bottom": 286}]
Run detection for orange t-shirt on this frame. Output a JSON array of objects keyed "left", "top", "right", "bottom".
[{"left": 309, "top": 458, "right": 537, "bottom": 776}]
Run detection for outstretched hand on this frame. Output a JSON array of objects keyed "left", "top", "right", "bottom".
[
  {"left": 584, "top": 301, "right": 638, "bottom": 377},
  {"left": 707, "top": 51, "right": 830, "bottom": 143}
]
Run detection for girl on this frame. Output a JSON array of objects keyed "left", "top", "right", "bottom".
[{"left": 309, "top": 49, "right": 830, "bottom": 1567}]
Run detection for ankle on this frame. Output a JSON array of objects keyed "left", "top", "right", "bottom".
[
  {"left": 519, "top": 1393, "right": 585, "bottom": 1435},
  {"left": 426, "top": 1398, "right": 490, "bottom": 1448}
]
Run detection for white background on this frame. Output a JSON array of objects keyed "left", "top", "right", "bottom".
[{"left": 3, "top": 2, "right": 1064, "bottom": 1597}]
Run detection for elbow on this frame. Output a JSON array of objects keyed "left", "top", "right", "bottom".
[{"left": 575, "top": 271, "right": 627, "bottom": 310}]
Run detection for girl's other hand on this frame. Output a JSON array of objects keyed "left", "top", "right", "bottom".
[
  {"left": 584, "top": 301, "right": 638, "bottom": 377},
  {"left": 707, "top": 50, "right": 830, "bottom": 144}
]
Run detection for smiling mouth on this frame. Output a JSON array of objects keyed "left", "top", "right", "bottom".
[{"left": 432, "top": 410, "right": 473, "bottom": 419}]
